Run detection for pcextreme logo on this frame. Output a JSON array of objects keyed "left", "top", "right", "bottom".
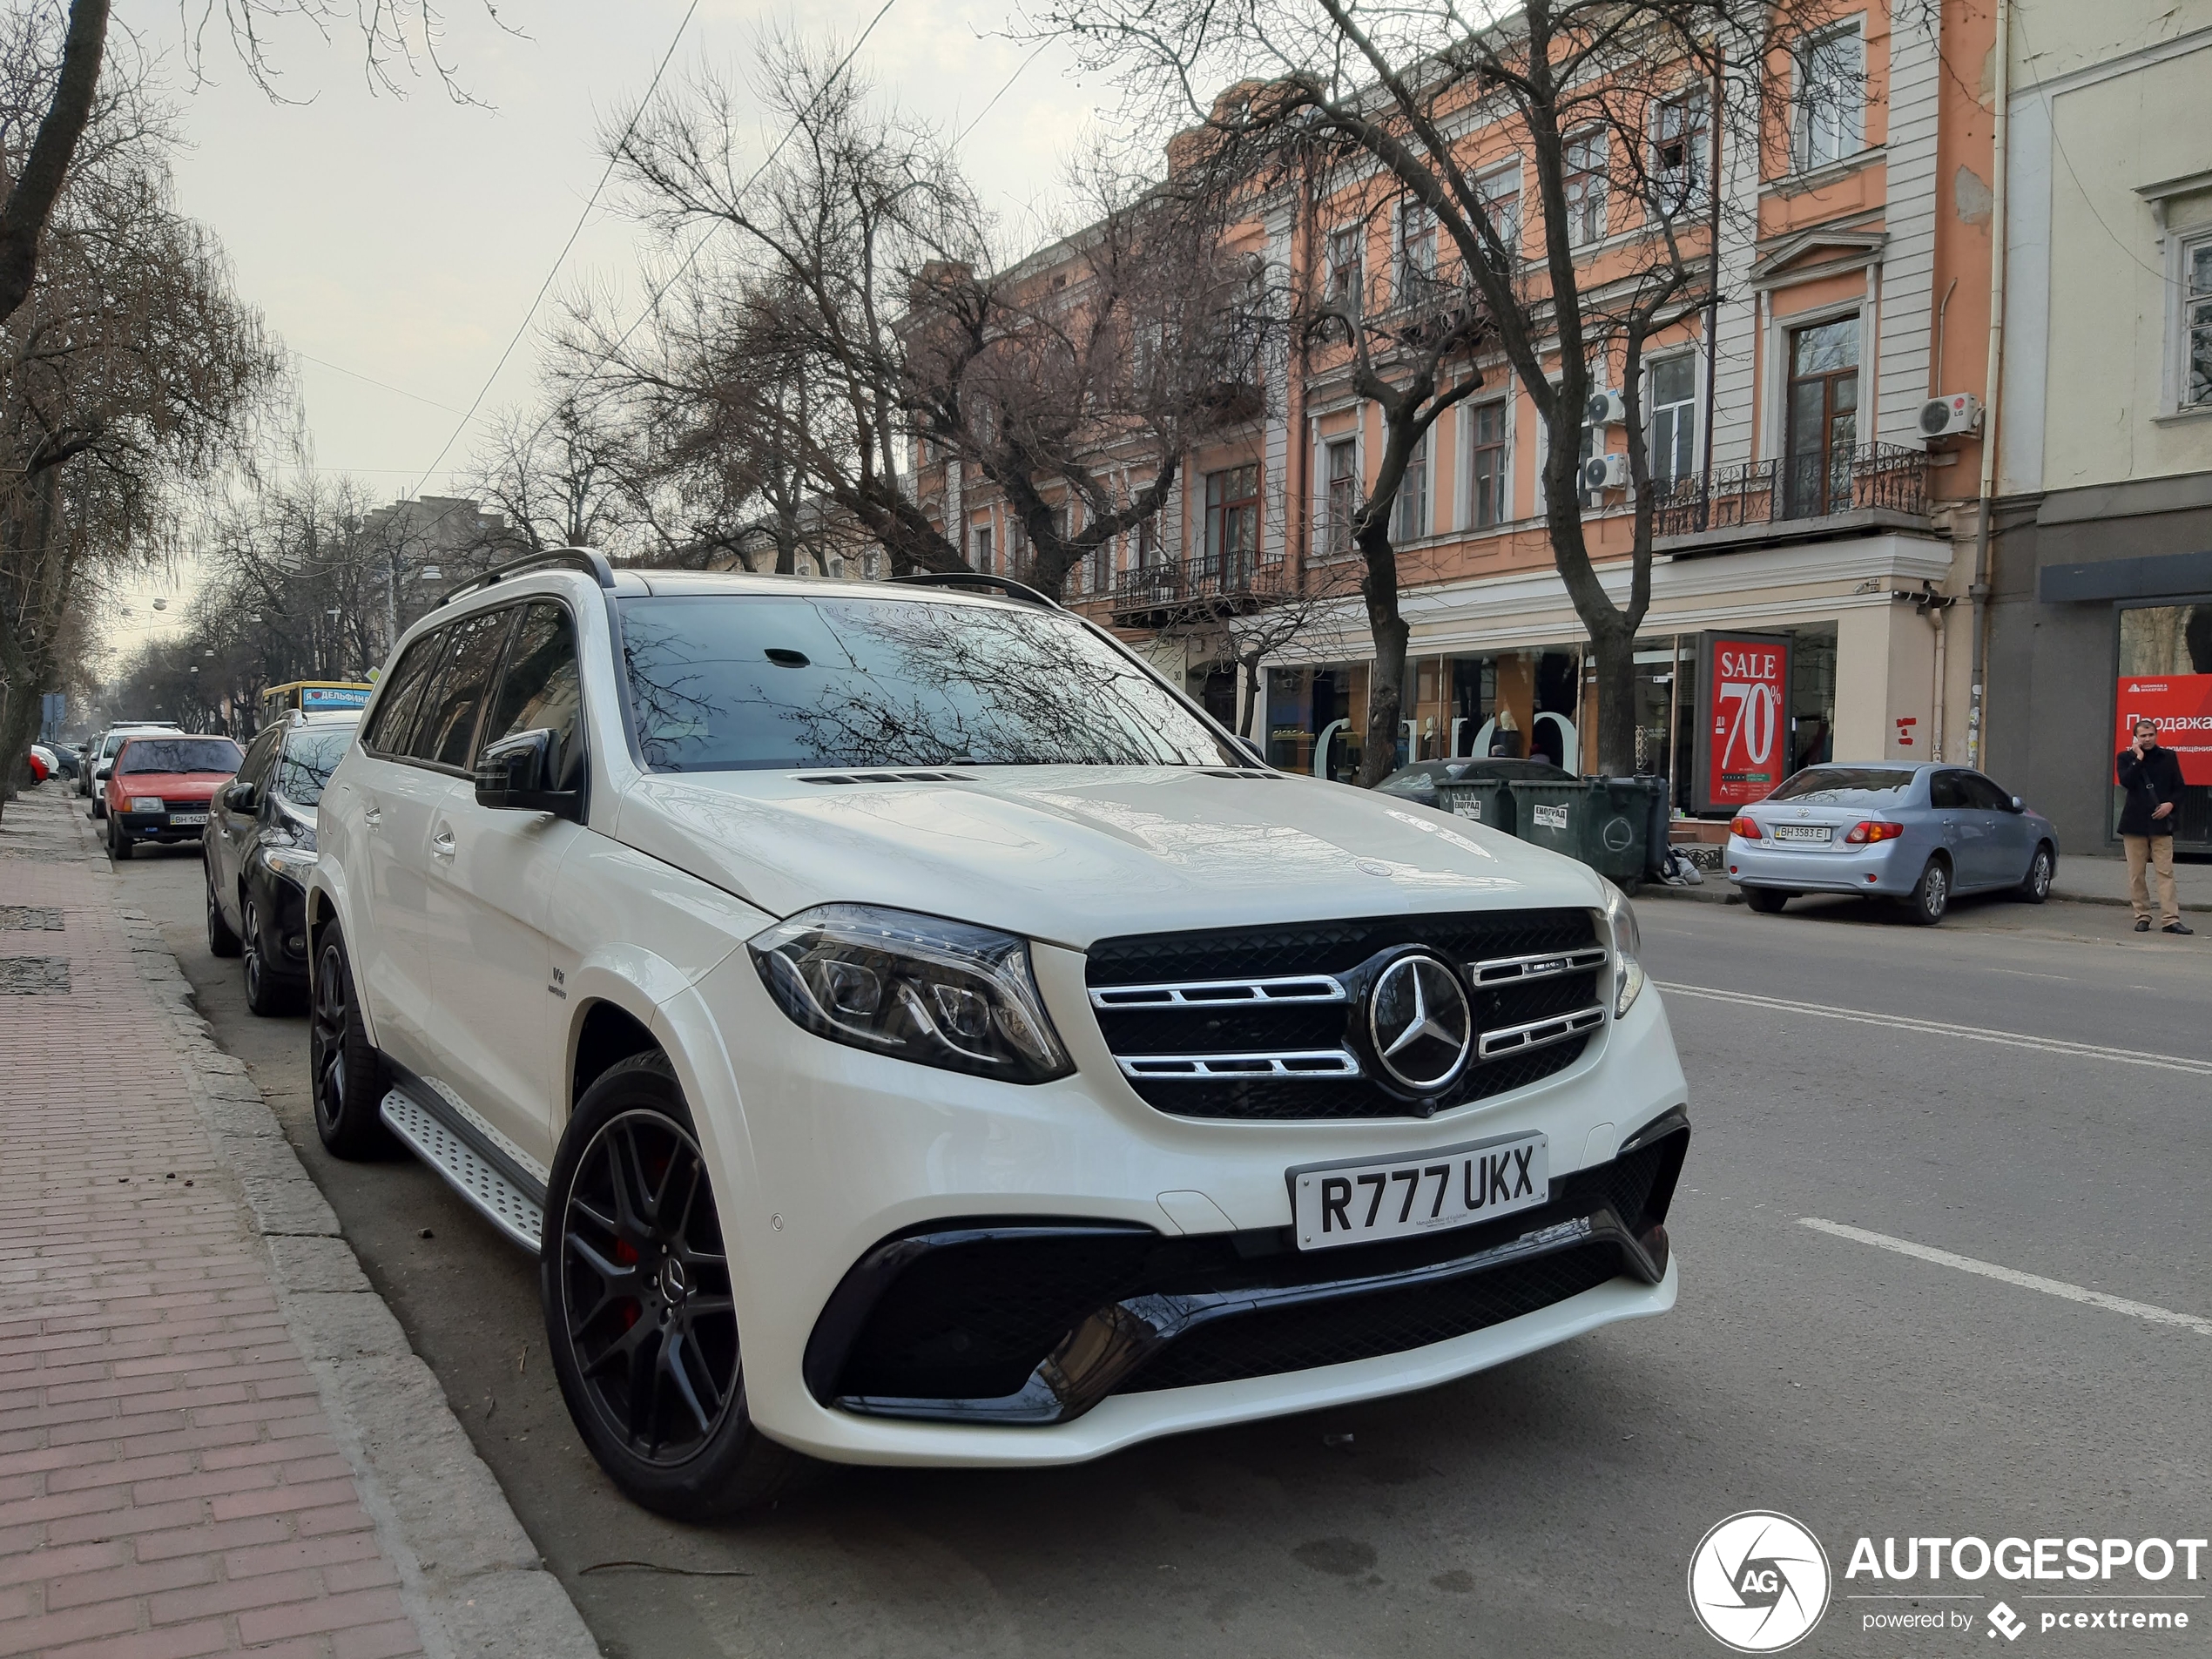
[{"left": 1688, "top": 1511, "right": 1833, "bottom": 1653}]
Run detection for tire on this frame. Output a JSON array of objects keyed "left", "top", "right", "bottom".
[
  {"left": 308, "top": 928, "right": 394, "bottom": 1157},
  {"left": 542, "top": 1054, "right": 802, "bottom": 1521},
  {"left": 1905, "top": 857, "right": 1950, "bottom": 926},
  {"left": 206, "top": 860, "right": 243, "bottom": 956},
  {"left": 2016, "top": 844, "right": 2054, "bottom": 905},
  {"left": 91, "top": 794, "right": 105, "bottom": 820},
  {"left": 243, "top": 898, "right": 299, "bottom": 1015},
  {"left": 1743, "top": 887, "right": 1790, "bottom": 914},
  {"left": 108, "top": 814, "right": 132, "bottom": 861}
]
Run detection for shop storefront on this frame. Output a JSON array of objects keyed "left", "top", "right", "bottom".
[{"left": 2112, "top": 600, "right": 2211, "bottom": 848}]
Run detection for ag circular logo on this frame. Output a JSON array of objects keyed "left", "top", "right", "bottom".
[
  {"left": 1366, "top": 954, "right": 1473, "bottom": 1091},
  {"left": 1687, "top": 1511, "right": 1831, "bottom": 1653}
]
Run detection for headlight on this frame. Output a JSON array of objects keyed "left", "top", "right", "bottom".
[
  {"left": 748, "top": 904, "right": 1073, "bottom": 1082},
  {"left": 129, "top": 796, "right": 164, "bottom": 813},
  {"left": 1601, "top": 878, "right": 1646, "bottom": 1018},
  {"left": 260, "top": 844, "right": 319, "bottom": 882}
]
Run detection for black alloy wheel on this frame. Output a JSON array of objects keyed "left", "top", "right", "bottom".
[
  {"left": 1906, "top": 857, "right": 1950, "bottom": 926},
  {"left": 206, "top": 859, "right": 242, "bottom": 957},
  {"left": 1743, "top": 887, "right": 1790, "bottom": 914},
  {"left": 2017, "top": 845, "right": 2054, "bottom": 905},
  {"left": 308, "top": 931, "right": 393, "bottom": 1157},
  {"left": 543, "top": 1055, "right": 799, "bottom": 1521},
  {"left": 244, "top": 898, "right": 296, "bottom": 1016}
]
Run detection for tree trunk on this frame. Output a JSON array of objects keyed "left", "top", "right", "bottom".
[
  {"left": 1239, "top": 656, "right": 1260, "bottom": 740},
  {"left": 1354, "top": 526, "right": 1409, "bottom": 787},
  {"left": 1588, "top": 621, "right": 1638, "bottom": 778},
  {"left": 0, "top": 0, "right": 110, "bottom": 328}
]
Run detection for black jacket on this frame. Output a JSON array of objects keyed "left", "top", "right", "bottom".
[{"left": 2115, "top": 743, "right": 2186, "bottom": 836}]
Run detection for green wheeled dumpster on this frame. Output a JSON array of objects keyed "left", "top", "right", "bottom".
[
  {"left": 1433, "top": 778, "right": 1518, "bottom": 835},
  {"left": 1507, "top": 777, "right": 1669, "bottom": 885}
]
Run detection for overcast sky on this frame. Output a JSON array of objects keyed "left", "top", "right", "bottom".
[{"left": 103, "top": 0, "right": 1120, "bottom": 647}]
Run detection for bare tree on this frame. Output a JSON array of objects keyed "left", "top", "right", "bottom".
[
  {"left": 1034, "top": 0, "right": 1815, "bottom": 775},
  {"left": 466, "top": 395, "right": 643, "bottom": 555}
]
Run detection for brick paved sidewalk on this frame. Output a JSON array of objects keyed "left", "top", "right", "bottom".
[{"left": 0, "top": 786, "right": 427, "bottom": 1659}]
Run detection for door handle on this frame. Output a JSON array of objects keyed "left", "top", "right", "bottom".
[
  {"left": 364, "top": 806, "right": 382, "bottom": 829},
  {"left": 431, "top": 828, "right": 456, "bottom": 859}
]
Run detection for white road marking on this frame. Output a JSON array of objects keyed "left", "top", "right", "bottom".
[
  {"left": 1655, "top": 981, "right": 2212, "bottom": 1076},
  {"left": 1800, "top": 1218, "right": 2212, "bottom": 1338}
]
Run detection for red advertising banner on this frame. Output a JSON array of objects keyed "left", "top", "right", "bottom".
[
  {"left": 1694, "top": 631, "right": 1794, "bottom": 813},
  {"left": 2114, "top": 673, "right": 2212, "bottom": 786}
]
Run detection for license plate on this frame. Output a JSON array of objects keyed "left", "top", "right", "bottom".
[
  {"left": 1771, "top": 824, "right": 1831, "bottom": 843},
  {"left": 169, "top": 813, "right": 208, "bottom": 827},
  {"left": 1291, "top": 1131, "right": 1549, "bottom": 1251}
]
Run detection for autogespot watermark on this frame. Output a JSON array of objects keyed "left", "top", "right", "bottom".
[{"left": 1689, "top": 1516, "right": 2209, "bottom": 1649}]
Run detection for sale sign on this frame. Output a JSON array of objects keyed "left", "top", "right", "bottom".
[
  {"left": 1694, "top": 631, "right": 1794, "bottom": 813},
  {"left": 2114, "top": 674, "right": 2212, "bottom": 786}
]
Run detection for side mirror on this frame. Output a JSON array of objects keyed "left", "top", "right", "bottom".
[
  {"left": 94, "top": 762, "right": 111, "bottom": 781},
  {"left": 475, "top": 728, "right": 583, "bottom": 823},
  {"left": 223, "top": 780, "right": 259, "bottom": 813},
  {"left": 2010, "top": 796, "right": 2026, "bottom": 813},
  {"left": 1235, "top": 736, "right": 1266, "bottom": 767}
]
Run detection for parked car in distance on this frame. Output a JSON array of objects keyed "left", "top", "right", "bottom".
[
  {"left": 1724, "top": 763, "right": 2057, "bottom": 924},
  {"left": 1375, "top": 757, "right": 1578, "bottom": 800},
  {"left": 102, "top": 734, "right": 242, "bottom": 860},
  {"left": 305, "top": 555, "right": 1690, "bottom": 1522},
  {"left": 84, "top": 721, "right": 182, "bottom": 809},
  {"left": 206, "top": 711, "right": 359, "bottom": 1015},
  {"left": 25, "top": 744, "right": 57, "bottom": 783}
]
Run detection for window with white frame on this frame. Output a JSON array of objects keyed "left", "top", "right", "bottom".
[
  {"left": 1793, "top": 22, "right": 1865, "bottom": 173},
  {"left": 2184, "top": 233, "right": 2212, "bottom": 409},
  {"left": 1467, "top": 401, "right": 1508, "bottom": 528},
  {"left": 1325, "top": 437, "right": 1359, "bottom": 556},
  {"left": 1326, "top": 225, "right": 1365, "bottom": 316},
  {"left": 1476, "top": 162, "right": 1521, "bottom": 262},
  {"left": 1398, "top": 199, "right": 1438, "bottom": 297},
  {"left": 1648, "top": 356, "right": 1698, "bottom": 488},
  {"left": 972, "top": 523, "right": 994, "bottom": 574},
  {"left": 1393, "top": 432, "right": 1430, "bottom": 541},
  {"left": 1563, "top": 131, "right": 1609, "bottom": 249},
  {"left": 1651, "top": 88, "right": 1709, "bottom": 217}
]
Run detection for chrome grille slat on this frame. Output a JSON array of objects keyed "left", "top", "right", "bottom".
[
  {"left": 1477, "top": 1005, "right": 1608, "bottom": 1062},
  {"left": 1469, "top": 946, "right": 1609, "bottom": 986},
  {"left": 1116, "top": 1049, "right": 1362, "bottom": 1080},
  {"left": 1089, "top": 974, "right": 1348, "bottom": 1009}
]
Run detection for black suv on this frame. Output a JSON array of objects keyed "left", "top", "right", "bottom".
[{"left": 205, "top": 711, "right": 359, "bottom": 1014}]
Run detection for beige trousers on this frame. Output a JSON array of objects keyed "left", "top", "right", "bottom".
[{"left": 2123, "top": 833, "right": 2179, "bottom": 925}]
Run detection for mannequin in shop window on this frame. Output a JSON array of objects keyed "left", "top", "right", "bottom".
[{"left": 1488, "top": 708, "right": 1524, "bottom": 758}]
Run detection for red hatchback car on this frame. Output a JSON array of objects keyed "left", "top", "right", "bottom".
[{"left": 104, "top": 734, "right": 242, "bottom": 860}]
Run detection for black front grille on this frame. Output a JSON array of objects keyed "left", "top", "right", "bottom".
[
  {"left": 1120, "top": 1243, "right": 1625, "bottom": 1393},
  {"left": 1088, "top": 909, "right": 1603, "bottom": 1121},
  {"left": 813, "top": 1124, "right": 1687, "bottom": 1413}
]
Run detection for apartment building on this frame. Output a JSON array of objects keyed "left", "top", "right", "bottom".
[
  {"left": 1983, "top": 0, "right": 2212, "bottom": 856},
  {"left": 922, "top": 1, "right": 2008, "bottom": 814}
]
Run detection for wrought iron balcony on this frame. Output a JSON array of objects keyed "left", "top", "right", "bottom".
[
  {"left": 1108, "top": 557, "right": 1296, "bottom": 626},
  {"left": 1652, "top": 442, "right": 1930, "bottom": 547}
]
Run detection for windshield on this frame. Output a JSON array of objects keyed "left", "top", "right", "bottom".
[
  {"left": 1765, "top": 766, "right": 1917, "bottom": 804},
  {"left": 273, "top": 727, "right": 356, "bottom": 806},
  {"left": 118, "top": 738, "right": 242, "bottom": 775},
  {"left": 617, "top": 595, "right": 1242, "bottom": 772}
]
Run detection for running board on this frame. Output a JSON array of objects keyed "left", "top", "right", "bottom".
[{"left": 380, "top": 1089, "right": 543, "bottom": 1253}]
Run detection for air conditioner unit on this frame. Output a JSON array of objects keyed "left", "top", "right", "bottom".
[
  {"left": 1584, "top": 389, "right": 1629, "bottom": 425},
  {"left": 1918, "top": 393, "right": 1983, "bottom": 438},
  {"left": 1581, "top": 454, "right": 1630, "bottom": 492}
]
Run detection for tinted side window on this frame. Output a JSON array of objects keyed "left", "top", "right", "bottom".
[
  {"left": 409, "top": 608, "right": 513, "bottom": 768},
  {"left": 363, "top": 634, "right": 446, "bottom": 755},
  {"left": 482, "top": 603, "right": 585, "bottom": 791},
  {"left": 236, "top": 727, "right": 285, "bottom": 789},
  {"left": 1927, "top": 771, "right": 1966, "bottom": 810},
  {"left": 1963, "top": 773, "right": 2013, "bottom": 811}
]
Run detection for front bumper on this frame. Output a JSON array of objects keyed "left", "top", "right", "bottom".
[
  {"left": 1726, "top": 835, "right": 1920, "bottom": 895},
  {"left": 661, "top": 939, "right": 1691, "bottom": 1467},
  {"left": 246, "top": 865, "right": 314, "bottom": 982},
  {"left": 116, "top": 808, "right": 212, "bottom": 844}
]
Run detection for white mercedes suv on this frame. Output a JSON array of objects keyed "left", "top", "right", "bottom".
[{"left": 304, "top": 551, "right": 1689, "bottom": 1519}]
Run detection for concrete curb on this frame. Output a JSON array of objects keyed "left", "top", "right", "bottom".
[{"left": 79, "top": 804, "right": 601, "bottom": 1658}]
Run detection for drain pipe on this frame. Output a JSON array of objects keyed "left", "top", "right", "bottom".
[
  {"left": 1897, "top": 583, "right": 1958, "bottom": 758},
  {"left": 1966, "top": 0, "right": 2012, "bottom": 770}
]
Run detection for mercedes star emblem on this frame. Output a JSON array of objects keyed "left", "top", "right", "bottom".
[{"left": 1366, "top": 954, "right": 1474, "bottom": 1092}]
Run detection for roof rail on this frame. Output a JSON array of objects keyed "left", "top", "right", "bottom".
[
  {"left": 431, "top": 547, "right": 617, "bottom": 610},
  {"left": 890, "top": 570, "right": 1060, "bottom": 609}
]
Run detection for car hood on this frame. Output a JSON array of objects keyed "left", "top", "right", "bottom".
[
  {"left": 613, "top": 766, "right": 1607, "bottom": 950},
  {"left": 111, "top": 771, "right": 233, "bottom": 799}
]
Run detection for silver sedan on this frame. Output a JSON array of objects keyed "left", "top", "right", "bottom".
[{"left": 1724, "top": 763, "right": 2059, "bottom": 924}]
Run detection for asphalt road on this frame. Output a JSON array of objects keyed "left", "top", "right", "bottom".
[{"left": 99, "top": 817, "right": 2212, "bottom": 1659}]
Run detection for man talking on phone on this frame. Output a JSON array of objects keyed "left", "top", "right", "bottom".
[{"left": 2116, "top": 717, "right": 2191, "bottom": 935}]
